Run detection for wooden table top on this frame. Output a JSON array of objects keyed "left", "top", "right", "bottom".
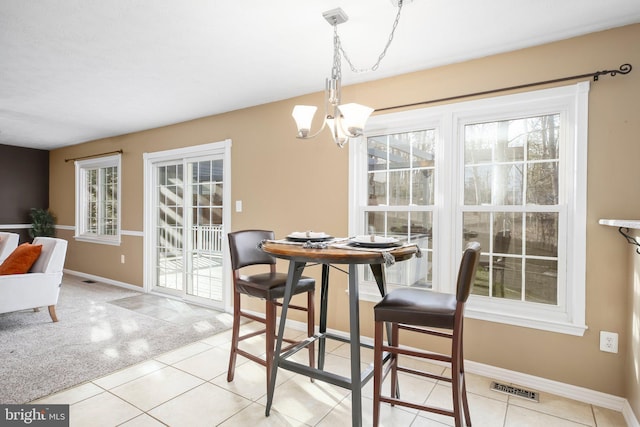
[{"left": 261, "top": 241, "right": 418, "bottom": 265}]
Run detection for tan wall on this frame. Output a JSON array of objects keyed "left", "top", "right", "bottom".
[{"left": 50, "top": 24, "right": 640, "bottom": 406}]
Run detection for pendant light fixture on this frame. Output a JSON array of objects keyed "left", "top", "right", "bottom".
[{"left": 292, "top": 1, "right": 407, "bottom": 147}]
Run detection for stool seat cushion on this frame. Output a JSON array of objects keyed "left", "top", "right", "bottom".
[
  {"left": 374, "top": 288, "right": 456, "bottom": 329},
  {"left": 237, "top": 272, "right": 315, "bottom": 300}
]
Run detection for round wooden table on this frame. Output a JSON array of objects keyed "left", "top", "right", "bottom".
[
  {"left": 261, "top": 241, "right": 419, "bottom": 427},
  {"left": 261, "top": 241, "right": 417, "bottom": 264}
]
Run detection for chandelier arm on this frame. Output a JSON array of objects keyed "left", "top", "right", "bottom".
[{"left": 338, "top": 1, "right": 404, "bottom": 73}]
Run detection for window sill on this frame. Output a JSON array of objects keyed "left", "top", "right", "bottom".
[
  {"left": 357, "top": 287, "right": 383, "bottom": 303},
  {"left": 465, "top": 304, "right": 588, "bottom": 336},
  {"left": 74, "top": 235, "right": 121, "bottom": 246}
]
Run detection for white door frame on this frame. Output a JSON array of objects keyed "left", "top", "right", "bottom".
[{"left": 143, "top": 139, "right": 232, "bottom": 311}]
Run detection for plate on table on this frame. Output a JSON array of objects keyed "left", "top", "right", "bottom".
[
  {"left": 350, "top": 235, "right": 401, "bottom": 248},
  {"left": 287, "top": 232, "right": 334, "bottom": 242}
]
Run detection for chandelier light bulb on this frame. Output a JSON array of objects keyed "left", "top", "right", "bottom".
[
  {"left": 292, "top": 105, "right": 318, "bottom": 138},
  {"left": 337, "top": 103, "right": 374, "bottom": 136}
]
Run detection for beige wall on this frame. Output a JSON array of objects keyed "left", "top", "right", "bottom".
[{"left": 50, "top": 24, "right": 640, "bottom": 409}]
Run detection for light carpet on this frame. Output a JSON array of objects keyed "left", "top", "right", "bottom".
[{"left": 0, "top": 275, "right": 232, "bottom": 404}]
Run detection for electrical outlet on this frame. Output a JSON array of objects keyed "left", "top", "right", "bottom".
[
  {"left": 599, "top": 331, "right": 618, "bottom": 353},
  {"left": 120, "top": 254, "right": 125, "bottom": 264}
]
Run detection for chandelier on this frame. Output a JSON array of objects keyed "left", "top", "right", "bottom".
[{"left": 292, "top": 1, "right": 407, "bottom": 147}]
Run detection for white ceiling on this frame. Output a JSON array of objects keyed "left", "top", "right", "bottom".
[{"left": 2, "top": 0, "right": 639, "bottom": 150}]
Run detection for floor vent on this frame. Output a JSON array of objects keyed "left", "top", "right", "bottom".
[
  {"left": 82, "top": 280, "right": 96, "bottom": 284},
  {"left": 490, "top": 381, "right": 539, "bottom": 402}
]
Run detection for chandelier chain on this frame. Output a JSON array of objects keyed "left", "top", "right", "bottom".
[
  {"left": 336, "top": 0, "right": 404, "bottom": 73},
  {"left": 332, "top": 25, "right": 342, "bottom": 80}
]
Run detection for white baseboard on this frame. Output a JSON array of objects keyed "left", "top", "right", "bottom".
[
  {"left": 60, "top": 272, "right": 640, "bottom": 426},
  {"left": 63, "top": 269, "right": 144, "bottom": 292},
  {"left": 64, "top": 269, "right": 229, "bottom": 312},
  {"left": 465, "top": 360, "right": 626, "bottom": 411},
  {"left": 278, "top": 316, "right": 638, "bottom": 424}
]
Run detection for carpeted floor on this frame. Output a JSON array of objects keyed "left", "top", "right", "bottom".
[{"left": 0, "top": 275, "right": 232, "bottom": 404}]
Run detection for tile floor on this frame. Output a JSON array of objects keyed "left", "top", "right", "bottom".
[{"left": 33, "top": 321, "right": 628, "bottom": 427}]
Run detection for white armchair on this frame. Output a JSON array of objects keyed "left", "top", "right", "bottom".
[
  {"left": 0, "top": 232, "right": 19, "bottom": 263},
  {"left": 0, "top": 237, "right": 68, "bottom": 322}
]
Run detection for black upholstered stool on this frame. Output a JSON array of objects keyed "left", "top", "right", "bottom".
[
  {"left": 373, "top": 242, "right": 481, "bottom": 427},
  {"left": 227, "top": 230, "right": 316, "bottom": 391}
]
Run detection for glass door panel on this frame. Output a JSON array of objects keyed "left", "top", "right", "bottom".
[
  {"left": 155, "top": 163, "right": 184, "bottom": 294},
  {"left": 186, "top": 159, "right": 224, "bottom": 303},
  {"left": 153, "top": 157, "right": 224, "bottom": 307}
]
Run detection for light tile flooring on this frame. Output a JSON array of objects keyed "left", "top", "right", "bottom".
[{"left": 34, "top": 322, "right": 627, "bottom": 427}]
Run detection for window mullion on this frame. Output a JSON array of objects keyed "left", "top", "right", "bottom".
[
  {"left": 522, "top": 127, "right": 529, "bottom": 303},
  {"left": 96, "top": 168, "right": 103, "bottom": 236},
  {"left": 520, "top": 212, "right": 526, "bottom": 302},
  {"left": 82, "top": 168, "right": 89, "bottom": 235},
  {"left": 438, "top": 111, "right": 456, "bottom": 294}
]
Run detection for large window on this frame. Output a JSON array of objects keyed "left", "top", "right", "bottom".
[
  {"left": 359, "top": 129, "right": 436, "bottom": 291},
  {"left": 75, "top": 154, "right": 121, "bottom": 245},
  {"left": 463, "top": 115, "right": 561, "bottom": 304},
  {"left": 350, "top": 83, "right": 588, "bottom": 335}
]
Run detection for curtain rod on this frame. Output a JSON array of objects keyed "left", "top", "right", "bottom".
[
  {"left": 64, "top": 149, "right": 123, "bottom": 163},
  {"left": 375, "top": 63, "right": 632, "bottom": 113}
]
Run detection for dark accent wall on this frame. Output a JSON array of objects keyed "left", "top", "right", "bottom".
[{"left": 0, "top": 144, "right": 49, "bottom": 242}]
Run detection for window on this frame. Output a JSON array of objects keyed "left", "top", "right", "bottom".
[
  {"left": 350, "top": 83, "right": 588, "bottom": 335},
  {"left": 355, "top": 129, "right": 437, "bottom": 292},
  {"left": 463, "top": 115, "right": 561, "bottom": 304},
  {"left": 75, "top": 154, "right": 121, "bottom": 245}
]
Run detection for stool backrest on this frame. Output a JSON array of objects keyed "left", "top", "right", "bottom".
[
  {"left": 456, "top": 241, "right": 481, "bottom": 303},
  {"left": 228, "top": 229, "right": 276, "bottom": 270}
]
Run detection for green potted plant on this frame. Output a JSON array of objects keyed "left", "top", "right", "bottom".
[{"left": 29, "top": 208, "right": 56, "bottom": 238}]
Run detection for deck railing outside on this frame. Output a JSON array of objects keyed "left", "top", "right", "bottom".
[{"left": 192, "top": 224, "right": 223, "bottom": 253}]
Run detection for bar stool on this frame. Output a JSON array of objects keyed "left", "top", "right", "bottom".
[
  {"left": 373, "top": 242, "right": 481, "bottom": 427},
  {"left": 227, "top": 229, "right": 316, "bottom": 391}
]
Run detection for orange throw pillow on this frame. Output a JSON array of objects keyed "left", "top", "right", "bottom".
[{"left": 0, "top": 243, "right": 43, "bottom": 275}]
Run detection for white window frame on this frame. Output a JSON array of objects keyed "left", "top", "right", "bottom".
[
  {"left": 74, "top": 154, "right": 121, "bottom": 245},
  {"left": 350, "top": 83, "right": 589, "bottom": 336},
  {"left": 142, "top": 140, "right": 232, "bottom": 311}
]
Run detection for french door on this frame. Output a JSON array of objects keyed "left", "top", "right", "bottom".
[{"left": 144, "top": 141, "right": 231, "bottom": 310}]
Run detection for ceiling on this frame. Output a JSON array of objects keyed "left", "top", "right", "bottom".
[{"left": 2, "top": 0, "right": 640, "bottom": 150}]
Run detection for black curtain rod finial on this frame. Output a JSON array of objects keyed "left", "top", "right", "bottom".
[{"left": 593, "top": 63, "right": 632, "bottom": 81}]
